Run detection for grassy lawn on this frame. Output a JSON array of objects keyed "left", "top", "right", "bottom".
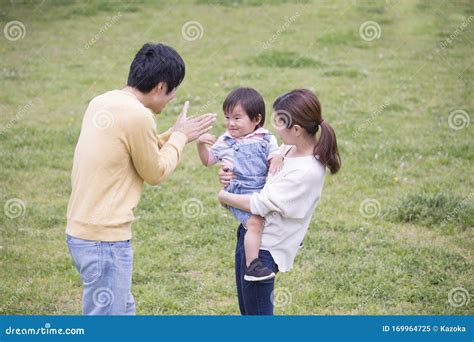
[{"left": 0, "top": 0, "right": 472, "bottom": 315}]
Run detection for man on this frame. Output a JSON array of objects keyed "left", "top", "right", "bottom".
[{"left": 66, "top": 43, "right": 216, "bottom": 315}]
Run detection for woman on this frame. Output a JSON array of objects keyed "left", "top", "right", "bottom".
[{"left": 218, "top": 89, "right": 341, "bottom": 315}]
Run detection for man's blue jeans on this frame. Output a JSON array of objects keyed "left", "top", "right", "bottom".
[
  {"left": 66, "top": 235, "right": 135, "bottom": 315},
  {"left": 235, "top": 224, "right": 279, "bottom": 315}
]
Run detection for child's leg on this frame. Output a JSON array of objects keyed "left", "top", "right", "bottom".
[{"left": 244, "top": 215, "right": 264, "bottom": 267}]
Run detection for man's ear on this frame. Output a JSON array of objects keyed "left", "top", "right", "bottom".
[{"left": 152, "top": 82, "right": 166, "bottom": 95}]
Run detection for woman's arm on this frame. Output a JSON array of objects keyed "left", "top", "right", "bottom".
[
  {"left": 218, "top": 190, "right": 251, "bottom": 212},
  {"left": 250, "top": 167, "right": 324, "bottom": 219}
]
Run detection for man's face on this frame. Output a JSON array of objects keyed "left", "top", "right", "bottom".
[{"left": 148, "top": 83, "right": 177, "bottom": 114}]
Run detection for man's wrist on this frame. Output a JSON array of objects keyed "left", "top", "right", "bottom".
[{"left": 171, "top": 130, "right": 189, "bottom": 144}]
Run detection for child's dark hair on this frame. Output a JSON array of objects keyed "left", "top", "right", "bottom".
[
  {"left": 273, "top": 89, "right": 341, "bottom": 174},
  {"left": 127, "top": 43, "right": 185, "bottom": 94},
  {"left": 223, "top": 87, "right": 265, "bottom": 129}
]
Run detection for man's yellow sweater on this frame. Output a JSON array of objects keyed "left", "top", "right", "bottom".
[{"left": 66, "top": 89, "right": 187, "bottom": 241}]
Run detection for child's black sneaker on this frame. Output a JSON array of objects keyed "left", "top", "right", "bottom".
[{"left": 244, "top": 258, "right": 275, "bottom": 281}]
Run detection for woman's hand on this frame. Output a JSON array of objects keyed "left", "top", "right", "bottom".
[
  {"left": 218, "top": 166, "right": 236, "bottom": 188},
  {"left": 268, "top": 155, "right": 284, "bottom": 176},
  {"left": 217, "top": 190, "right": 228, "bottom": 204}
]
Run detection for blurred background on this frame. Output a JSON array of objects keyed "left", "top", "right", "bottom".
[{"left": 0, "top": 0, "right": 472, "bottom": 314}]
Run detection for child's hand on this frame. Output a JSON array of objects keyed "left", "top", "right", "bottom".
[
  {"left": 197, "top": 133, "right": 216, "bottom": 145},
  {"left": 268, "top": 155, "right": 284, "bottom": 176}
]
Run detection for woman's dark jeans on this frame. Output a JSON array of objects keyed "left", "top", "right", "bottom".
[{"left": 235, "top": 224, "right": 279, "bottom": 315}]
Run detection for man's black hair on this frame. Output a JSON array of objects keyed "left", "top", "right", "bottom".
[{"left": 127, "top": 43, "right": 185, "bottom": 94}]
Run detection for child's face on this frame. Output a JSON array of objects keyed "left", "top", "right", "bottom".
[{"left": 225, "top": 104, "right": 260, "bottom": 138}]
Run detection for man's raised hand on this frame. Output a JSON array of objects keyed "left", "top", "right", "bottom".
[{"left": 173, "top": 101, "right": 217, "bottom": 143}]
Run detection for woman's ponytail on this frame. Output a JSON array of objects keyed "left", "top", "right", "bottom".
[{"left": 314, "top": 121, "right": 340, "bottom": 174}]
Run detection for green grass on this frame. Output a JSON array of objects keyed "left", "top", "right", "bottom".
[
  {"left": 394, "top": 192, "right": 474, "bottom": 230},
  {"left": 252, "top": 50, "right": 323, "bottom": 68},
  {"left": 0, "top": 0, "right": 473, "bottom": 315}
]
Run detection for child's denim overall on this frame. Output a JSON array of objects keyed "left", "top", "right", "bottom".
[{"left": 224, "top": 133, "right": 271, "bottom": 226}]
